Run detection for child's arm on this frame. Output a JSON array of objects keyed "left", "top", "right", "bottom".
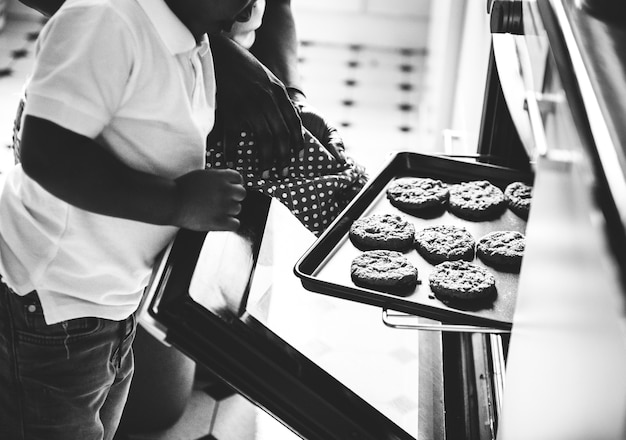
[{"left": 20, "top": 116, "right": 246, "bottom": 232}]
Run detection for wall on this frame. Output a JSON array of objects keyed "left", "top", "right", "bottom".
[
  {"left": 6, "top": 0, "right": 432, "bottom": 50},
  {"left": 293, "top": 0, "right": 431, "bottom": 49},
  {"left": 7, "top": 0, "right": 41, "bottom": 20},
  {"left": 416, "top": 0, "right": 492, "bottom": 154}
]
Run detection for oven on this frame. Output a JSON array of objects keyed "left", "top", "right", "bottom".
[
  {"left": 138, "top": 1, "right": 626, "bottom": 439},
  {"left": 487, "top": 1, "right": 626, "bottom": 439}
]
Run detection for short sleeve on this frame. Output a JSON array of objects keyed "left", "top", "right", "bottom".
[{"left": 24, "top": 3, "right": 135, "bottom": 138}]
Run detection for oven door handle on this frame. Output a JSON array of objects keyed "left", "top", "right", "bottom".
[
  {"left": 524, "top": 90, "right": 550, "bottom": 158},
  {"left": 381, "top": 309, "right": 511, "bottom": 334},
  {"left": 525, "top": 90, "right": 576, "bottom": 165}
]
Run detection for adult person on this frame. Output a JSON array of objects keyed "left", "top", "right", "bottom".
[
  {"left": 0, "top": 1, "right": 251, "bottom": 438},
  {"left": 214, "top": 0, "right": 350, "bottom": 166},
  {"left": 209, "top": 7, "right": 368, "bottom": 235}
]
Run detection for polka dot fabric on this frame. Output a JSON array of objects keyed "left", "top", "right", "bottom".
[{"left": 206, "top": 130, "right": 368, "bottom": 236}]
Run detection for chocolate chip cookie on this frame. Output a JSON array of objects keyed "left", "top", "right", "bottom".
[
  {"left": 386, "top": 177, "right": 449, "bottom": 215},
  {"left": 414, "top": 225, "right": 476, "bottom": 264},
  {"left": 504, "top": 181, "right": 532, "bottom": 219},
  {"left": 349, "top": 213, "right": 415, "bottom": 251},
  {"left": 477, "top": 230, "right": 525, "bottom": 271},
  {"left": 448, "top": 180, "right": 506, "bottom": 221},
  {"left": 429, "top": 260, "right": 496, "bottom": 301},
  {"left": 351, "top": 250, "right": 418, "bottom": 293}
]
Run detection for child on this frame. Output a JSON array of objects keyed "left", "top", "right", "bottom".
[{"left": 0, "top": 0, "right": 254, "bottom": 439}]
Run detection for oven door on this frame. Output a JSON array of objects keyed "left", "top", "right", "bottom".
[
  {"left": 488, "top": 0, "right": 626, "bottom": 438},
  {"left": 137, "top": 190, "right": 448, "bottom": 440}
]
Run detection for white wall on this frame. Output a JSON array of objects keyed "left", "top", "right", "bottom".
[
  {"left": 7, "top": 0, "right": 42, "bottom": 20},
  {"left": 448, "top": 0, "right": 491, "bottom": 152},
  {"left": 293, "top": 0, "right": 431, "bottom": 49},
  {"left": 6, "top": 0, "right": 433, "bottom": 50},
  {"left": 295, "top": 0, "right": 430, "bottom": 16},
  {"left": 417, "top": 0, "right": 491, "bottom": 153}
]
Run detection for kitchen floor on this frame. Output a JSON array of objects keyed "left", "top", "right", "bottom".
[{"left": 0, "top": 8, "right": 432, "bottom": 440}]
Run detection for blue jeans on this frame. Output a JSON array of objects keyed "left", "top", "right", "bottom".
[{"left": 0, "top": 281, "right": 136, "bottom": 440}]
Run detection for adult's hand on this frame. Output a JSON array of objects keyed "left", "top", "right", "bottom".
[
  {"left": 287, "top": 88, "right": 347, "bottom": 165},
  {"left": 208, "top": 34, "right": 304, "bottom": 175}
]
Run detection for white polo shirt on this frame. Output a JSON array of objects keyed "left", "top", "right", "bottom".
[{"left": 0, "top": 0, "right": 215, "bottom": 324}]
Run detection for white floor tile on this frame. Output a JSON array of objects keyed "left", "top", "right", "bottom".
[{"left": 210, "top": 394, "right": 300, "bottom": 440}]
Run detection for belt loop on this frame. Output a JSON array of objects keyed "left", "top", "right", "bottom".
[
  {"left": 62, "top": 321, "right": 71, "bottom": 360},
  {"left": 118, "top": 320, "right": 126, "bottom": 368}
]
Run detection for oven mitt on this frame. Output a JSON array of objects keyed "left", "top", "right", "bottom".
[{"left": 206, "top": 128, "right": 368, "bottom": 236}]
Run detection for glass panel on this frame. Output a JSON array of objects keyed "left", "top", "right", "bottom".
[
  {"left": 245, "top": 199, "right": 443, "bottom": 439},
  {"left": 189, "top": 230, "right": 255, "bottom": 320},
  {"left": 181, "top": 196, "right": 444, "bottom": 439}
]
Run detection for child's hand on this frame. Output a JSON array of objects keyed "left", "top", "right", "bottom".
[{"left": 173, "top": 169, "right": 246, "bottom": 231}]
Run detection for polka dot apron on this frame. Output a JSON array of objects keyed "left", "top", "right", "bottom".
[
  {"left": 206, "top": 129, "right": 368, "bottom": 236},
  {"left": 12, "top": 94, "right": 368, "bottom": 237}
]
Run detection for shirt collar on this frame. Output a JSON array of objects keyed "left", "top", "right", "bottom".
[{"left": 136, "top": 0, "right": 198, "bottom": 55}]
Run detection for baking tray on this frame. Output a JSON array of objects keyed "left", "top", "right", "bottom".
[{"left": 294, "top": 152, "right": 534, "bottom": 330}]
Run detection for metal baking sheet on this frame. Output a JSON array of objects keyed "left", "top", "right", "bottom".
[{"left": 294, "top": 152, "right": 534, "bottom": 330}]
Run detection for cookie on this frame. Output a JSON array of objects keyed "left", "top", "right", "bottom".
[
  {"left": 477, "top": 230, "right": 525, "bottom": 271},
  {"left": 349, "top": 213, "right": 415, "bottom": 251},
  {"left": 386, "top": 177, "right": 449, "bottom": 215},
  {"left": 429, "top": 260, "right": 496, "bottom": 301},
  {"left": 414, "top": 225, "right": 475, "bottom": 264},
  {"left": 505, "top": 181, "right": 532, "bottom": 219},
  {"left": 448, "top": 180, "right": 506, "bottom": 221},
  {"left": 351, "top": 250, "right": 418, "bottom": 293}
]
